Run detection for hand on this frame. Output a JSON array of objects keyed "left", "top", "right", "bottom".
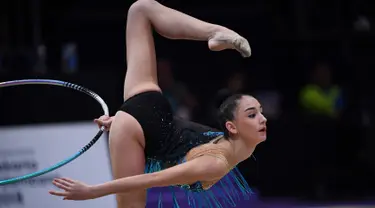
[
  {"left": 49, "top": 178, "right": 97, "bottom": 200},
  {"left": 94, "top": 115, "right": 112, "bottom": 131}
]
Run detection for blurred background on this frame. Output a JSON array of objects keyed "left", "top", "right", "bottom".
[{"left": 1, "top": 0, "right": 375, "bottom": 207}]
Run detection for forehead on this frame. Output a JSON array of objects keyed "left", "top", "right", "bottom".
[{"left": 237, "top": 96, "right": 261, "bottom": 110}]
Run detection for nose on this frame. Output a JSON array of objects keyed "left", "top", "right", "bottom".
[{"left": 260, "top": 113, "right": 267, "bottom": 123}]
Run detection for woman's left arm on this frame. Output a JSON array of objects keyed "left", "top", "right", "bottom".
[{"left": 95, "top": 155, "right": 228, "bottom": 196}]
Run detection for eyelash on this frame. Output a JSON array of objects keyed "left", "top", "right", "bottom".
[
  {"left": 248, "top": 114, "right": 256, "bottom": 118},
  {"left": 248, "top": 110, "right": 263, "bottom": 118}
]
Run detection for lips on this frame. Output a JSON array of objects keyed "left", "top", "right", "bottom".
[{"left": 259, "top": 127, "right": 267, "bottom": 132}]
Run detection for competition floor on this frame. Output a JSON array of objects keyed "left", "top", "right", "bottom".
[{"left": 145, "top": 187, "right": 375, "bottom": 208}]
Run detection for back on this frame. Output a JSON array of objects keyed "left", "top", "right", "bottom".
[{"left": 162, "top": 117, "right": 223, "bottom": 161}]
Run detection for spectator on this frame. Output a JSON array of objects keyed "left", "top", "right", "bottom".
[{"left": 299, "top": 62, "right": 343, "bottom": 118}]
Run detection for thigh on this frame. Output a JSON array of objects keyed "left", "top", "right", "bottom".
[
  {"left": 109, "top": 111, "right": 147, "bottom": 207},
  {"left": 123, "top": 1, "right": 161, "bottom": 101}
]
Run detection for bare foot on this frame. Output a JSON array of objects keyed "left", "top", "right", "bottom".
[{"left": 208, "top": 30, "right": 251, "bottom": 58}]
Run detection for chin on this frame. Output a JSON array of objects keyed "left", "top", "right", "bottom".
[
  {"left": 258, "top": 132, "right": 267, "bottom": 142},
  {"left": 254, "top": 136, "right": 267, "bottom": 145}
]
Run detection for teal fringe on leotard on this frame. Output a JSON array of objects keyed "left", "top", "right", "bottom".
[{"left": 144, "top": 158, "right": 254, "bottom": 208}]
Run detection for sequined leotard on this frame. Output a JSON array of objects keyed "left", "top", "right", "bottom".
[{"left": 119, "top": 91, "right": 252, "bottom": 207}]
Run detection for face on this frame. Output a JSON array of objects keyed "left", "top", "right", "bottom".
[{"left": 225, "top": 96, "right": 267, "bottom": 145}]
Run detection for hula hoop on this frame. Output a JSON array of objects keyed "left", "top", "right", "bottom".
[{"left": 0, "top": 79, "right": 109, "bottom": 186}]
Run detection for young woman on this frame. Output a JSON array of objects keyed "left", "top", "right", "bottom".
[{"left": 49, "top": 0, "right": 266, "bottom": 207}]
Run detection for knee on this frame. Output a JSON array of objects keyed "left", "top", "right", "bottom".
[{"left": 127, "top": 0, "right": 154, "bottom": 16}]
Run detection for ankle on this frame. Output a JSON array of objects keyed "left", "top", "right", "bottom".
[
  {"left": 208, "top": 26, "right": 225, "bottom": 40},
  {"left": 209, "top": 26, "right": 238, "bottom": 40}
]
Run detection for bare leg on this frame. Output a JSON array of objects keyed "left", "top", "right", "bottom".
[
  {"left": 135, "top": 0, "right": 251, "bottom": 57},
  {"left": 109, "top": 111, "right": 146, "bottom": 208},
  {"left": 123, "top": 0, "right": 251, "bottom": 100}
]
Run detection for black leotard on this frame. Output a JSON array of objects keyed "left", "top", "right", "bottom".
[{"left": 119, "top": 91, "right": 220, "bottom": 162}]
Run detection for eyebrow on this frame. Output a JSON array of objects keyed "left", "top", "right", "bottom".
[{"left": 244, "top": 106, "right": 262, "bottom": 112}]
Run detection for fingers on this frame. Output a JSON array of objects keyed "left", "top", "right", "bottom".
[
  {"left": 49, "top": 191, "right": 73, "bottom": 201},
  {"left": 101, "top": 115, "right": 110, "bottom": 119},
  {"left": 97, "top": 116, "right": 110, "bottom": 121},
  {"left": 94, "top": 118, "right": 110, "bottom": 125},
  {"left": 94, "top": 119, "right": 104, "bottom": 125},
  {"left": 94, "top": 120, "right": 105, "bottom": 128},
  {"left": 53, "top": 180, "right": 70, "bottom": 191},
  {"left": 50, "top": 178, "right": 74, "bottom": 198},
  {"left": 49, "top": 190, "right": 68, "bottom": 197},
  {"left": 52, "top": 177, "right": 76, "bottom": 189},
  {"left": 60, "top": 178, "right": 75, "bottom": 183},
  {"left": 94, "top": 119, "right": 111, "bottom": 131}
]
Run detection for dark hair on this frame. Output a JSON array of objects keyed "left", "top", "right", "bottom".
[{"left": 217, "top": 93, "right": 245, "bottom": 138}]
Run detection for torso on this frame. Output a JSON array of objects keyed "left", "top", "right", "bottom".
[{"left": 143, "top": 116, "right": 239, "bottom": 190}]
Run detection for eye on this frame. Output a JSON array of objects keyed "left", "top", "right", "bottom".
[{"left": 248, "top": 114, "right": 256, "bottom": 118}]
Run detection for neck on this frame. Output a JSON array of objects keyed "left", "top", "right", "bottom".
[{"left": 228, "top": 137, "right": 256, "bottom": 163}]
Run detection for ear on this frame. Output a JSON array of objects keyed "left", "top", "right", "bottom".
[{"left": 225, "top": 121, "right": 237, "bottom": 135}]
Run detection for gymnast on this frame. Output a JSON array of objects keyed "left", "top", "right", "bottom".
[{"left": 49, "top": 0, "right": 267, "bottom": 207}]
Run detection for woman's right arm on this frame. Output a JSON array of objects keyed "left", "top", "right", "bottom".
[
  {"left": 49, "top": 155, "right": 229, "bottom": 200},
  {"left": 92, "top": 155, "right": 229, "bottom": 197}
]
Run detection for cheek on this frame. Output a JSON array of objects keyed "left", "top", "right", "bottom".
[{"left": 238, "top": 120, "right": 258, "bottom": 135}]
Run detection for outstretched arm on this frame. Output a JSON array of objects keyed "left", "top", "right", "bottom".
[
  {"left": 49, "top": 156, "right": 228, "bottom": 200},
  {"left": 95, "top": 155, "right": 227, "bottom": 195}
]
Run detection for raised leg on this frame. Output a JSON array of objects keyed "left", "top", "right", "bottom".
[{"left": 123, "top": 0, "right": 251, "bottom": 100}]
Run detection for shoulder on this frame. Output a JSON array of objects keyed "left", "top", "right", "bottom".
[
  {"left": 186, "top": 143, "right": 234, "bottom": 171},
  {"left": 184, "top": 144, "right": 235, "bottom": 186},
  {"left": 188, "top": 152, "right": 231, "bottom": 181}
]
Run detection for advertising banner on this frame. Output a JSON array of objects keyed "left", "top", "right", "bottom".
[{"left": 0, "top": 122, "right": 116, "bottom": 208}]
